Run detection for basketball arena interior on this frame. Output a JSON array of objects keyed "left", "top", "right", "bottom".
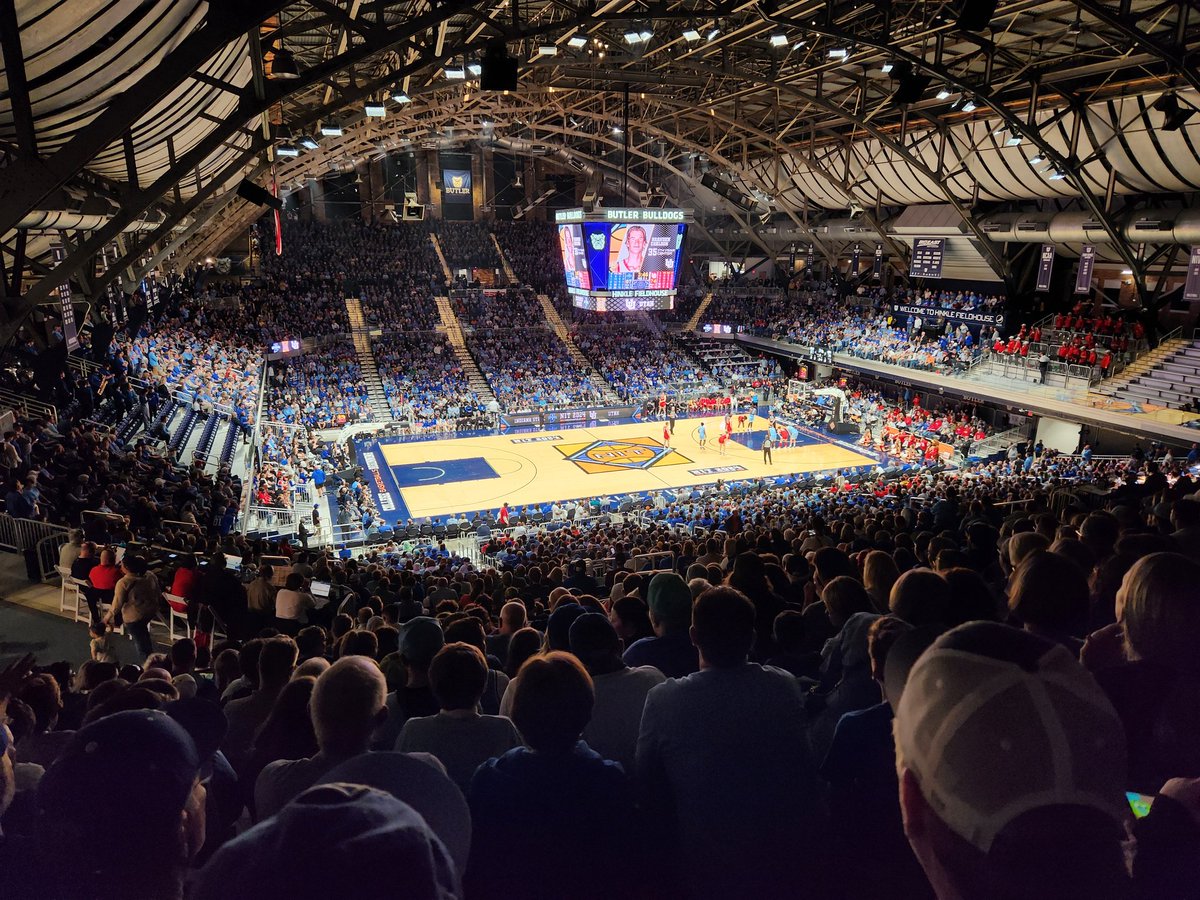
[{"left": 1, "top": 2, "right": 1200, "bottom": 898}]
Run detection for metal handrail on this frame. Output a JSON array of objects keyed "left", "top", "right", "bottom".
[{"left": 0, "top": 389, "right": 57, "bottom": 423}]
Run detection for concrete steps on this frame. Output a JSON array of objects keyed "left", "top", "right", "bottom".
[
  {"left": 434, "top": 296, "right": 497, "bottom": 404},
  {"left": 491, "top": 234, "right": 518, "bottom": 285},
  {"left": 684, "top": 291, "right": 715, "bottom": 332},
  {"left": 536, "top": 293, "right": 621, "bottom": 403},
  {"left": 345, "top": 297, "right": 390, "bottom": 420},
  {"left": 429, "top": 233, "right": 454, "bottom": 283}
]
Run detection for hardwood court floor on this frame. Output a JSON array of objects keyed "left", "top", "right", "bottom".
[{"left": 367, "top": 416, "right": 876, "bottom": 521}]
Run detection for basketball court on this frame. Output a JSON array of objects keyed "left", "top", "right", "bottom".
[{"left": 355, "top": 417, "right": 879, "bottom": 524}]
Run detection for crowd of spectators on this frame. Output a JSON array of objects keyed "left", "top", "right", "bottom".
[
  {"left": 374, "top": 332, "right": 482, "bottom": 425},
  {"left": 438, "top": 222, "right": 501, "bottom": 271},
  {"left": 470, "top": 328, "right": 607, "bottom": 411},
  {"left": 575, "top": 324, "right": 730, "bottom": 400},
  {"left": 491, "top": 220, "right": 563, "bottom": 295},
  {"left": 4, "top": 431, "right": 1200, "bottom": 899},
  {"left": 452, "top": 288, "right": 539, "bottom": 330},
  {"left": 265, "top": 340, "right": 374, "bottom": 429}
]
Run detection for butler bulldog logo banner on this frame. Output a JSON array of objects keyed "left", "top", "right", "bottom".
[{"left": 442, "top": 169, "right": 471, "bottom": 197}]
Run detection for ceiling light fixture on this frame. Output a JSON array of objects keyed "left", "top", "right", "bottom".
[
  {"left": 1049, "top": 169, "right": 1067, "bottom": 180},
  {"left": 881, "top": 61, "right": 894, "bottom": 74},
  {"left": 1029, "top": 153, "right": 1045, "bottom": 165},
  {"left": 961, "top": 99, "right": 977, "bottom": 112},
  {"left": 706, "top": 27, "right": 720, "bottom": 40},
  {"left": 568, "top": 35, "right": 588, "bottom": 48},
  {"left": 393, "top": 92, "right": 411, "bottom": 104},
  {"left": 276, "top": 144, "right": 300, "bottom": 157},
  {"left": 537, "top": 44, "right": 557, "bottom": 56},
  {"left": 466, "top": 63, "right": 482, "bottom": 76},
  {"left": 445, "top": 67, "right": 466, "bottom": 80},
  {"left": 364, "top": 99, "right": 386, "bottom": 117},
  {"left": 770, "top": 33, "right": 788, "bottom": 47},
  {"left": 268, "top": 46, "right": 300, "bottom": 80},
  {"left": 1005, "top": 132, "right": 1023, "bottom": 146},
  {"left": 793, "top": 39, "right": 807, "bottom": 49},
  {"left": 298, "top": 135, "right": 319, "bottom": 150},
  {"left": 683, "top": 27, "right": 702, "bottom": 41},
  {"left": 936, "top": 86, "right": 952, "bottom": 100},
  {"left": 1067, "top": 18, "right": 1083, "bottom": 34},
  {"left": 828, "top": 47, "right": 849, "bottom": 59},
  {"left": 320, "top": 124, "right": 343, "bottom": 137}
]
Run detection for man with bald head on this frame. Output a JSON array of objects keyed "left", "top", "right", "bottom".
[{"left": 487, "top": 601, "right": 528, "bottom": 661}]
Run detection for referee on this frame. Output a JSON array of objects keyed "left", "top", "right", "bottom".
[{"left": 762, "top": 433, "right": 773, "bottom": 465}]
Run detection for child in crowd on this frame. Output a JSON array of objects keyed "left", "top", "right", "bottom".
[{"left": 89, "top": 621, "right": 120, "bottom": 665}]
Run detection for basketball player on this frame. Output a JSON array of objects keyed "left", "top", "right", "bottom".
[
  {"left": 668, "top": 407, "right": 676, "bottom": 435},
  {"left": 697, "top": 421, "right": 707, "bottom": 448},
  {"left": 663, "top": 423, "right": 671, "bottom": 447},
  {"left": 778, "top": 424, "right": 791, "bottom": 450},
  {"left": 748, "top": 409, "right": 756, "bottom": 431},
  {"left": 717, "top": 430, "right": 727, "bottom": 455},
  {"left": 737, "top": 413, "right": 747, "bottom": 431}
]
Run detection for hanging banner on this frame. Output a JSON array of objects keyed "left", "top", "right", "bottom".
[
  {"left": 442, "top": 168, "right": 472, "bottom": 198},
  {"left": 271, "top": 169, "right": 282, "bottom": 257},
  {"left": 50, "top": 244, "right": 80, "bottom": 352},
  {"left": 873, "top": 245, "right": 883, "bottom": 278},
  {"left": 1184, "top": 246, "right": 1200, "bottom": 302},
  {"left": 1075, "top": 244, "right": 1096, "bottom": 294},
  {"left": 788, "top": 247, "right": 797, "bottom": 272},
  {"left": 1035, "top": 243, "right": 1055, "bottom": 292},
  {"left": 806, "top": 245, "right": 815, "bottom": 268},
  {"left": 850, "top": 245, "right": 861, "bottom": 274},
  {"left": 909, "top": 237, "right": 945, "bottom": 279}
]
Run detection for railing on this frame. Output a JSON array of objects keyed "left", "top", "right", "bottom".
[
  {"left": 0, "top": 513, "right": 70, "bottom": 582},
  {"left": 238, "top": 360, "right": 271, "bottom": 533},
  {"left": 0, "top": 389, "right": 57, "bottom": 423}
]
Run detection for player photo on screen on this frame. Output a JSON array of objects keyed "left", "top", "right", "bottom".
[
  {"left": 558, "top": 223, "right": 589, "bottom": 289},
  {"left": 607, "top": 223, "right": 682, "bottom": 291}
]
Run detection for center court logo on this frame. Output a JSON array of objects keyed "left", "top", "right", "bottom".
[{"left": 557, "top": 437, "right": 692, "bottom": 474}]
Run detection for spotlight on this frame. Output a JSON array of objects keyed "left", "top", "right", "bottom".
[
  {"left": 793, "top": 39, "right": 807, "bottom": 49},
  {"left": 268, "top": 47, "right": 300, "bottom": 80},
  {"left": 640, "top": 28, "right": 654, "bottom": 41},
  {"left": 770, "top": 33, "right": 788, "bottom": 47},
  {"left": 1005, "top": 133, "right": 1023, "bottom": 146},
  {"left": 298, "top": 135, "right": 319, "bottom": 150},
  {"left": 936, "top": 86, "right": 952, "bottom": 100},
  {"left": 1029, "top": 153, "right": 1044, "bottom": 165},
  {"left": 612, "top": 125, "right": 624, "bottom": 135},
  {"left": 445, "top": 67, "right": 466, "bottom": 80},
  {"left": 320, "top": 124, "right": 343, "bottom": 137},
  {"left": 683, "top": 27, "right": 702, "bottom": 41},
  {"left": 961, "top": 99, "right": 977, "bottom": 112},
  {"left": 393, "top": 92, "right": 411, "bottom": 104},
  {"left": 706, "top": 27, "right": 720, "bottom": 40},
  {"left": 827, "top": 47, "right": 849, "bottom": 59},
  {"left": 276, "top": 144, "right": 300, "bottom": 157},
  {"left": 364, "top": 100, "right": 386, "bottom": 117},
  {"left": 467, "top": 63, "right": 482, "bottom": 76},
  {"left": 1049, "top": 169, "right": 1067, "bottom": 180},
  {"left": 537, "top": 45, "right": 557, "bottom": 56},
  {"left": 568, "top": 35, "right": 588, "bottom": 48},
  {"left": 881, "top": 61, "right": 893, "bottom": 74}
]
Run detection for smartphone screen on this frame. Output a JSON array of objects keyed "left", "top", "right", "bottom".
[{"left": 1126, "top": 791, "right": 1153, "bottom": 819}]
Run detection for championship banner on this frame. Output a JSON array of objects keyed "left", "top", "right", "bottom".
[
  {"left": 806, "top": 245, "right": 815, "bottom": 268},
  {"left": 909, "top": 238, "right": 945, "bottom": 279},
  {"left": 1184, "top": 246, "right": 1200, "bottom": 302},
  {"left": 788, "top": 247, "right": 797, "bottom": 272},
  {"left": 442, "top": 169, "right": 472, "bottom": 197},
  {"left": 1075, "top": 244, "right": 1096, "bottom": 294},
  {"left": 873, "top": 245, "right": 883, "bottom": 278},
  {"left": 850, "top": 245, "right": 861, "bottom": 274},
  {"left": 1035, "top": 243, "right": 1055, "bottom": 292},
  {"left": 51, "top": 244, "right": 80, "bottom": 351}
]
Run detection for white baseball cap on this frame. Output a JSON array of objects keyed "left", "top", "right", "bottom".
[{"left": 894, "top": 622, "right": 1127, "bottom": 853}]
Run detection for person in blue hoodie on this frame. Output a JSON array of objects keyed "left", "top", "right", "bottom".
[{"left": 466, "top": 651, "right": 638, "bottom": 900}]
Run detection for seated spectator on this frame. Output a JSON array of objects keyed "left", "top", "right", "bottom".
[
  {"left": 622, "top": 573, "right": 698, "bottom": 677},
  {"left": 569, "top": 612, "right": 666, "bottom": 773},
  {"left": 636, "top": 587, "right": 823, "bottom": 899},
  {"left": 222, "top": 637, "right": 298, "bottom": 773},
  {"left": 894, "top": 622, "right": 1131, "bottom": 900},
  {"left": 373, "top": 617, "right": 444, "bottom": 749},
  {"left": 468, "top": 651, "right": 636, "bottom": 900},
  {"left": 395, "top": 642, "right": 521, "bottom": 792}
]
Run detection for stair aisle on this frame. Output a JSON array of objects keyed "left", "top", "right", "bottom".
[
  {"left": 684, "top": 291, "right": 715, "bottom": 331},
  {"left": 491, "top": 234, "right": 518, "bottom": 285},
  {"left": 433, "top": 296, "right": 498, "bottom": 405},
  {"left": 535, "top": 294, "right": 621, "bottom": 404},
  {"left": 429, "top": 233, "right": 454, "bottom": 283},
  {"left": 345, "top": 297, "right": 391, "bottom": 420},
  {"left": 1100, "top": 339, "right": 1200, "bottom": 409}
]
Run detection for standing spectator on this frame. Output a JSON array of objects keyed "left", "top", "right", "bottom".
[{"left": 106, "top": 555, "right": 162, "bottom": 659}]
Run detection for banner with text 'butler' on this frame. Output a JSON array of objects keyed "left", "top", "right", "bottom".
[
  {"left": 442, "top": 169, "right": 471, "bottom": 198},
  {"left": 909, "top": 238, "right": 945, "bottom": 279}
]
